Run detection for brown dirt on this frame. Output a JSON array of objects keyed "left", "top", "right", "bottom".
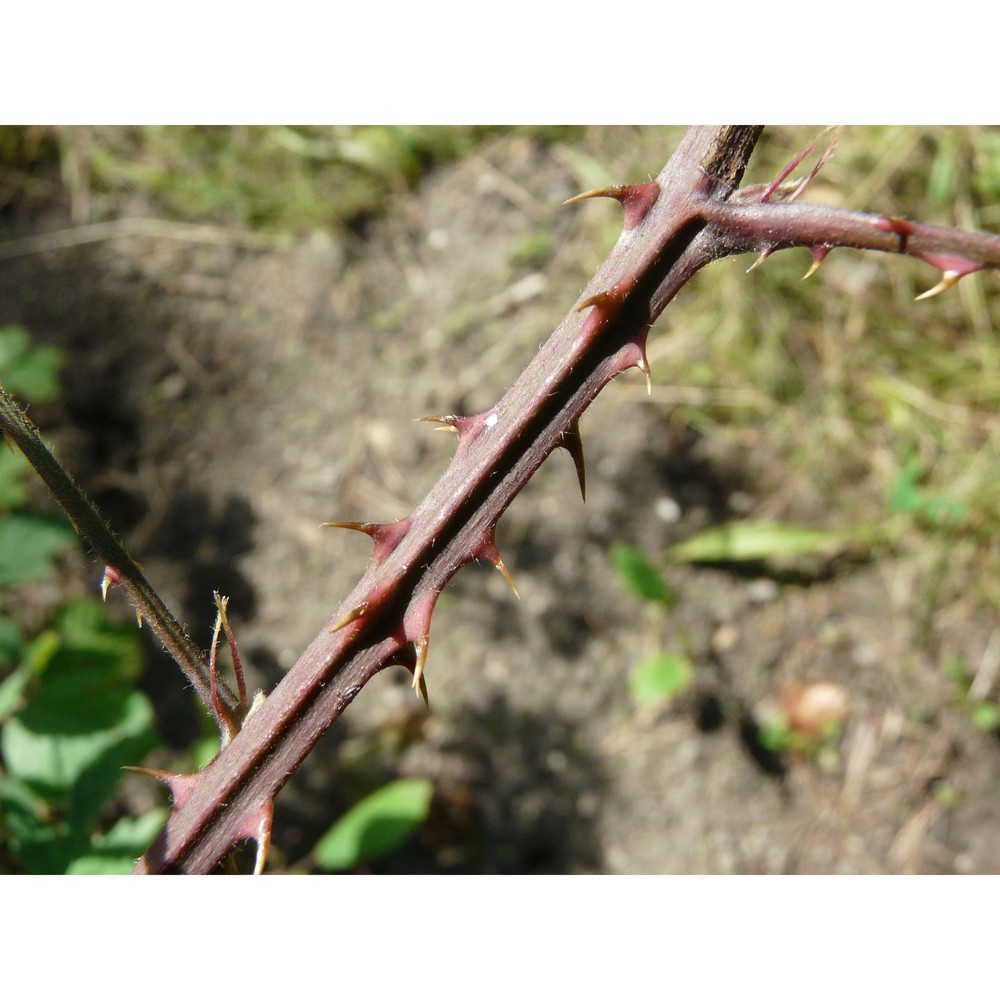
[{"left": 3, "top": 131, "right": 1000, "bottom": 873}]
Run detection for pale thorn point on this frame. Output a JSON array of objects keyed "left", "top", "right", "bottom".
[
  {"left": 244, "top": 689, "right": 267, "bottom": 723},
  {"left": 330, "top": 602, "right": 368, "bottom": 633},
  {"left": 321, "top": 520, "right": 373, "bottom": 533},
  {"left": 802, "top": 256, "right": 823, "bottom": 281},
  {"left": 414, "top": 415, "right": 459, "bottom": 433},
  {"left": 135, "top": 609, "right": 143, "bottom": 629},
  {"left": 915, "top": 271, "right": 961, "bottom": 301},
  {"left": 493, "top": 555, "right": 521, "bottom": 600},
  {"left": 100, "top": 565, "right": 123, "bottom": 601},
  {"left": 560, "top": 424, "right": 587, "bottom": 503},
  {"left": 636, "top": 356, "right": 652, "bottom": 396},
  {"left": 253, "top": 837, "right": 269, "bottom": 876},
  {"left": 746, "top": 252, "right": 769, "bottom": 274},
  {"left": 252, "top": 802, "right": 274, "bottom": 876},
  {"left": 575, "top": 290, "right": 610, "bottom": 313},
  {"left": 122, "top": 764, "right": 168, "bottom": 782},
  {"left": 412, "top": 636, "right": 430, "bottom": 701},
  {"left": 562, "top": 185, "right": 622, "bottom": 207}
]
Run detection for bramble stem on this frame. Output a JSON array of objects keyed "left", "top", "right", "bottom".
[{"left": 0, "top": 384, "right": 239, "bottom": 723}]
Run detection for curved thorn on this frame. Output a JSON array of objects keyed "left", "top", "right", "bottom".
[
  {"left": 414, "top": 414, "right": 461, "bottom": 434},
  {"left": 100, "top": 565, "right": 123, "bottom": 601},
  {"left": 916, "top": 253, "right": 982, "bottom": 301},
  {"left": 563, "top": 181, "right": 660, "bottom": 230},
  {"left": 746, "top": 248, "right": 773, "bottom": 274},
  {"left": 802, "top": 246, "right": 830, "bottom": 281},
  {"left": 412, "top": 635, "right": 430, "bottom": 702},
  {"left": 330, "top": 602, "right": 368, "bottom": 633},
  {"left": 251, "top": 800, "right": 274, "bottom": 876},
  {"left": 321, "top": 520, "right": 376, "bottom": 535},
  {"left": 560, "top": 422, "right": 586, "bottom": 503},
  {"left": 562, "top": 185, "right": 625, "bottom": 207},
  {"left": 474, "top": 530, "right": 520, "bottom": 599},
  {"left": 915, "top": 271, "right": 962, "bottom": 301},
  {"left": 576, "top": 290, "right": 612, "bottom": 313},
  {"left": 636, "top": 353, "right": 653, "bottom": 396},
  {"left": 493, "top": 554, "right": 520, "bottom": 600}
]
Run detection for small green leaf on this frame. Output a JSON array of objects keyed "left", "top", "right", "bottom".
[
  {"left": 890, "top": 459, "right": 924, "bottom": 515},
  {"left": 972, "top": 702, "right": 1000, "bottom": 732},
  {"left": 314, "top": 777, "right": 434, "bottom": 871},
  {"left": 1, "top": 605, "right": 153, "bottom": 810},
  {"left": 945, "top": 656, "right": 971, "bottom": 687},
  {"left": 758, "top": 714, "right": 792, "bottom": 753},
  {"left": 66, "top": 809, "right": 168, "bottom": 874},
  {"left": 668, "top": 521, "right": 868, "bottom": 564},
  {"left": 923, "top": 496, "right": 966, "bottom": 526},
  {"left": 0, "top": 325, "right": 63, "bottom": 403},
  {"left": 629, "top": 653, "right": 693, "bottom": 706},
  {"left": 0, "top": 448, "right": 30, "bottom": 509},
  {"left": 0, "top": 512, "right": 77, "bottom": 586},
  {"left": 2, "top": 689, "right": 157, "bottom": 803},
  {"left": 0, "top": 664, "right": 32, "bottom": 723},
  {"left": 611, "top": 544, "right": 675, "bottom": 605},
  {"left": 890, "top": 459, "right": 966, "bottom": 525},
  {"left": 0, "top": 615, "right": 23, "bottom": 666}
]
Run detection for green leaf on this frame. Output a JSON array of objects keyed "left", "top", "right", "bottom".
[
  {"left": 890, "top": 459, "right": 924, "bottom": 515},
  {"left": 66, "top": 809, "right": 168, "bottom": 874},
  {"left": 0, "top": 325, "right": 63, "bottom": 403},
  {"left": 0, "top": 774, "right": 81, "bottom": 873},
  {"left": 890, "top": 459, "right": 966, "bottom": 525},
  {"left": 0, "top": 615, "right": 23, "bottom": 666},
  {"left": 611, "top": 544, "right": 675, "bottom": 606},
  {"left": 758, "top": 714, "right": 792, "bottom": 753},
  {"left": 0, "top": 448, "right": 30, "bottom": 509},
  {"left": 1, "top": 605, "right": 153, "bottom": 811},
  {"left": 0, "top": 603, "right": 156, "bottom": 871},
  {"left": 0, "top": 664, "right": 32, "bottom": 723},
  {"left": 2, "top": 689, "right": 156, "bottom": 803},
  {"left": 668, "top": 521, "right": 870, "bottom": 564},
  {"left": 314, "top": 778, "right": 434, "bottom": 871},
  {"left": 0, "top": 512, "right": 77, "bottom": 586},
  {"left": 972, "top": 702, "right": 1000, "bottom": 732},
  {"left": 945, "top": 656, "right": 970, "bottom": 687},
  {"left": 629, "top": 653, "right": 693, "bottom": 706}
]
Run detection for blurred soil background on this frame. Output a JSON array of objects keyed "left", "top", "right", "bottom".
[{"left": 3, "top": 125, "right": 1000, "bottom": 872}]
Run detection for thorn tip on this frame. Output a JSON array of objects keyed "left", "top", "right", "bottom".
[
  {"left": 494, "top": 555, "right": 520, "bottom": 600},
  {"left": 915, "top": 271, "right": 961, "bottom": 301},
  {"left": 412, "top": 636, "right": 430, "bottom": 707},
  {"left": 330, "top": 602, "right": 369, "bottom": 633}
]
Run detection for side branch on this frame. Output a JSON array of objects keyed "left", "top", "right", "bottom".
[
  {"left": 701, "top": 199, "right": 1000, "bottom": 287},
  {"left": 0, "top": 385, "right": 238, "bottom": 722}
]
